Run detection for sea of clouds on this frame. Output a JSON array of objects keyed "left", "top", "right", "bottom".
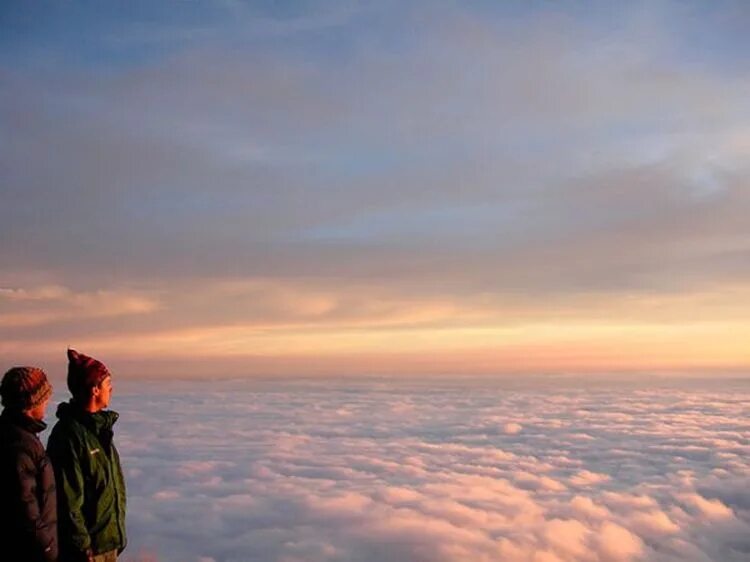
[{"left": 60, "top": 376, "right": 750, "bottom": 562}]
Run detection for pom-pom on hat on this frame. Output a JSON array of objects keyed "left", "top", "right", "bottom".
[
  {"left": 1, "top": 366, "right": 53, "bottom": 411},
  {"left": 67, "top": 349, "right": 111, "bottom": 397}
]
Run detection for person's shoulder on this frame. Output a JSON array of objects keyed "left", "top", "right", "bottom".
[
  {"left": 47, "top": 414, "right": 87, "bottom": 454},
  {"left": 0, "top": 421, "right": 45, "bottom": 464},
  {"left": 0, "top": 416, "right": 18, "bottom": 436},
  {"left": 0, "top": 420, "right": 24, "bottom": 453},
  {"left": 0, "top": 415, "right": 37, "bottom": 441}
]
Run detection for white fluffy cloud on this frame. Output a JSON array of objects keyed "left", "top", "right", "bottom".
[{"left": 63, "top": 376, "right": 750, "bottom": 562}]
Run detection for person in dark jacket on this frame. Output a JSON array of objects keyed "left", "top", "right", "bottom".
[
  {"left": 0, "top": 366, "right": 58, "bottom": 562},
  {"left": 47, "top": 350, "right": 126, "bottom": 562}
]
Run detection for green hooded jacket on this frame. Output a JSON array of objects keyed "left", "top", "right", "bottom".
[{"left": 46, "top": 402, "right": 127, "bottom": 558}]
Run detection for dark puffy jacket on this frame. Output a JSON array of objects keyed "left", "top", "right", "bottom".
[
  {"left": 0, "top": 409, "right": 59, "bottom": 562},
  {"left": 47, "top": 402, "right": 126, "bottom": 559}
]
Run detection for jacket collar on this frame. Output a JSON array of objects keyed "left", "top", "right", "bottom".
[
  {"left": 0, "top": 408, "right": 47, "bottom": 434},
  {"left": 56, "top": 400, "right": 119, "bottom": 433}
]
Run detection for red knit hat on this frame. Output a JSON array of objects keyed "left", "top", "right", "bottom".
[
  {"left": 1, "top": 366, "right": 53, "bottom": 411},
  {"left": 67, "top": 349, "right": 111, "bottom": 398}
]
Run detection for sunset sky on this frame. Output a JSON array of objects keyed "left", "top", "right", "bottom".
[{"left": 2, "top": 1, "right": 749, "bottom": 377}]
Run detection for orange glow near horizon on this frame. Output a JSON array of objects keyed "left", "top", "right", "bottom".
[
  {"left": 4, "top": 318, "right": 748, "bottom": 376},
  {"left": 2, "top": 280, "right": 750, "bottom": 376}
]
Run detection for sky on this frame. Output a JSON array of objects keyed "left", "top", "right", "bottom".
[
  {"left": 2, "top": 0, "right": 750, "bottom": 377},
  {"left": 58, "top": 376, "right": 750, "bottom": 562}
]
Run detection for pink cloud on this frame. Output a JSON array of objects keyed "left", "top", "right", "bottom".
[
  {"left": 594, "top": 522, "right": 644, "bottom": 561},
  {"left": 570, "top": 470, "right": 612, "bottom": 487},
  {"left": 676, "top": 493, "right": 735, "bottom": 521}
]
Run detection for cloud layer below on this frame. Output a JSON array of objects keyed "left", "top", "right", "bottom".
[{"left": 56, "top": 375, "right": 750, "bottom": 562}]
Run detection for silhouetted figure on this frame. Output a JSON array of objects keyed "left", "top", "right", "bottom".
[
  {"left": 47, "top": 350, "right": 126, "bottom": 562},
  {"left": 0, "top": 366, "right": 58, "bottom": 562}
]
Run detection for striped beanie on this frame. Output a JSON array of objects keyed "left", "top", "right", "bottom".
[
  {"left": 1, "top": 366, "right": 53, "bottom": 411},
  {"left": 67, "top": 349, "right": 111, "bottom": 398}
]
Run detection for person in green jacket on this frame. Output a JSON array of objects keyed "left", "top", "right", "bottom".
[{"left": 47, "top": 350, "right": 126, "bottom": 562}]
